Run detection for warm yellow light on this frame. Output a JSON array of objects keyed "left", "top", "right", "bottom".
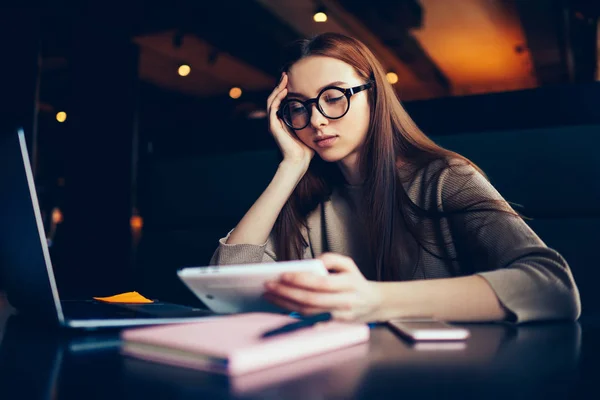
[
  {"left": 56, "top": 111, "right": 67, "bottom": 123},
  {"left": 178, "top": 64, "right": 191, "bottom": 77},
  {"left": 130, "top": 215, "right": 143, "bottom": 230},
  {"left": 386, "top": 72, "right": 399, "bottom": 84},
  {"left": 313, "top": 12, "right": 328, "bottom": 22},
  {"left": 52, "top": 208, "right": 63, "bottom": 224},
  {"left": 229, "top": 87, "right": 242, "bottom": 99}
]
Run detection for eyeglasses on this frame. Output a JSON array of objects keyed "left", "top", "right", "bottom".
[{"left": 277, "top": 82, "right": 373, "bottom": 130}]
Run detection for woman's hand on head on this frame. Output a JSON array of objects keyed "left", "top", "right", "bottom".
[
  {"left": 263, "top": 253, "right": 382, "bottom": 322},
  {"left": 267, "top": 72, "right": 314, "bottom": 169}
]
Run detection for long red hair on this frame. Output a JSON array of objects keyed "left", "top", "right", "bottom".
[{"left": 274, "top": 33, "right": 510, "bottom": 280}]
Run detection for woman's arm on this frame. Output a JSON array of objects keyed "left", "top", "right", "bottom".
[
  {"left": 211, "top": 72, "right": 314, "bottom": 264},
  {"left": 264, "top": 253, "right": 508, "bottom": 322},
  {"left": 228, "top": 73, "right": 313, "bottom": 245},
  {"left": 209, "top": 160, "right": 307, "bottom": 265},
  {"left": 424, "top": 160, "right": 580, "bottom": 322},
  {"left": 226, "top": 160, "right": 307, "bottom": 245},
  {"left": 210, "top": 162, "right": 304, "bottom": 265},
  {"left": 373, "top": 275, "right": 508, "bottom": 322}
]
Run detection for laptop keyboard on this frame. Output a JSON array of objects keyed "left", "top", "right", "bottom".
[{"left": 60, "top": 300, "right": 214, "bottom": 320}]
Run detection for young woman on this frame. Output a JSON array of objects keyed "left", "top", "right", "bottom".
[{"left": 210, "top": 32, "right": 580, "bottom": 323}]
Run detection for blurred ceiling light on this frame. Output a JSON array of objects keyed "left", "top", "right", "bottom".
[
  {"left": 386, "top": 72, "right": 399, "bottom": 84},
  {"left": 178, "top": 64, "right": 191, "bottom": 77},
  {"left": 229, "top": 87, "right": 242, "bottom": 99},
  {"left": 52, "top": 208, "right": 63, "bottom": 224},
  {"left": 314, "top": 6, "right": 328, "bottom": 22},
  {"left": 130, "top": 214, "right": 143, "bottom": 230},
  {"left": 314, "top": 12, "right": 327, "bottom": 22},
  {"left": 248, "top": 109, "right": 268, "bottom": 119},
  {"left": 56, "top": 111, "right": 67, "bottom": 123}
]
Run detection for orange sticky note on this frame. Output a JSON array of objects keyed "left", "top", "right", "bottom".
[{"left": 93, "top": 291, "right": 154, "bottom": 304}]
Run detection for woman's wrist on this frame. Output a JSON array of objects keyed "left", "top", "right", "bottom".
[
  {"left": 278, "top": 159, "right": 310, "bottom": 183},
  {"left": 366, "top": 281, "right": 386, "bottom": 321},
  {"left": 368, "top": 281, "right": 422, "bottom": 322},
  {"left": 279, "top": 157, "right": 310, "bottom": 171}
]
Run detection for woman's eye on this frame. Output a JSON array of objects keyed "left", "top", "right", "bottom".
[{"left": 325, "top": 96, "right": 344, "bottom": 104}]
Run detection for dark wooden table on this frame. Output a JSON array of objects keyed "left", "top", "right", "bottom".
[{"left": 0, "top": 291, "right": 595, "bottom": 399}]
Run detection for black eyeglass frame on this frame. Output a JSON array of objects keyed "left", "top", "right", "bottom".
[{"left": 277, "top": 81, "right": 374, "bottom": 130}]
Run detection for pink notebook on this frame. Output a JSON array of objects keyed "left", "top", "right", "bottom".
[{"left": 120, "top": 312, "right": 370, "bottom": 375}]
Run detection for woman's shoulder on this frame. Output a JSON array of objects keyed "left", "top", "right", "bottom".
[
  {"left": 400, "top": 156, "right": 490, "bottom": 209},
  {"left": 400, "top": 156, "right": 478, "bottom": 188}
]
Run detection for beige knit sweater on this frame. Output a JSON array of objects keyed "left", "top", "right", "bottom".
[{"left": 210, "top": 159, "right": 581, "bottom": 323}]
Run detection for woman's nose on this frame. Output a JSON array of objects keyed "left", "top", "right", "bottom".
[{"left": 309, "top": 103, "right": 328, "bottom": 128}]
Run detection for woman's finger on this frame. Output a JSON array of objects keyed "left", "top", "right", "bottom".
[
  {"left": 265, "top": 293, "right": 359, "bottom": 322},
  {"left": 268, "top": 87, "right": 289, "bottom": 134},
  {"left": 267, "top": 73, "right": 288, "bottom": 110},
  {"left": 263, "top": 292, "right": 329, "bottom": 316},
  {"left": 318, "top": 253, "right": 361, "bottom": 274},
  {"left": 266, "top": 86, "right": 284, "bottom": 111},
  {"left": 265, "top": 281, "right": 354, "bottom": 310},
  {"left": 278, "top": 272, "right": 356, "bottom": 293},
  {"left": 269, "top": 86, "right": 288, "bottom": 113}
]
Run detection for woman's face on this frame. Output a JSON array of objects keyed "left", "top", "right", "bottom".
[{"left": 285, "top": 56, "right": 371, "bottom": 164}]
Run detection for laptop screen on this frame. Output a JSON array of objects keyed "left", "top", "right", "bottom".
[{"left": 0, "top": 127, "right": 64, "bottom": 325}]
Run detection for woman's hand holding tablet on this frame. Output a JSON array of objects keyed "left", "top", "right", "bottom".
[{"left": 177, "top": 260, "right": 328, "bottom": 314}]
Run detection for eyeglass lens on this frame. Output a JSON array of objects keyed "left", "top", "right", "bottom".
[{"left": 281, "top": 88, "right": 349, "bottom": 129}]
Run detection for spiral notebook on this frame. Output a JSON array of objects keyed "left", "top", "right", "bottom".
[{"left": 120, "top": 312, "right": 370, "bottom": 375}]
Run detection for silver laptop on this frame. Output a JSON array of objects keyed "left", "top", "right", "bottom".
[{"left": 0, "top": 127, "right": 216, "bottom": 328}]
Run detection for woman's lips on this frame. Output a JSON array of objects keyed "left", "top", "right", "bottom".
[{"left": 315, "top": 136, "right": 338, "bottom": 148}]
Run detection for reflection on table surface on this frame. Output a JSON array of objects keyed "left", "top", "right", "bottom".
[{"left": 0, "top": 304, "right": 591, "bottom": 400}]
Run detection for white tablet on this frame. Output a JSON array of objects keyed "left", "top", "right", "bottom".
[{"left": 177, "top": 260, "right": 328, "bottom": 314}]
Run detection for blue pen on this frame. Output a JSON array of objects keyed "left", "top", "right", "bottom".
[{"left": 261, "top": 312, "right": 333, "bottom": 338}]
